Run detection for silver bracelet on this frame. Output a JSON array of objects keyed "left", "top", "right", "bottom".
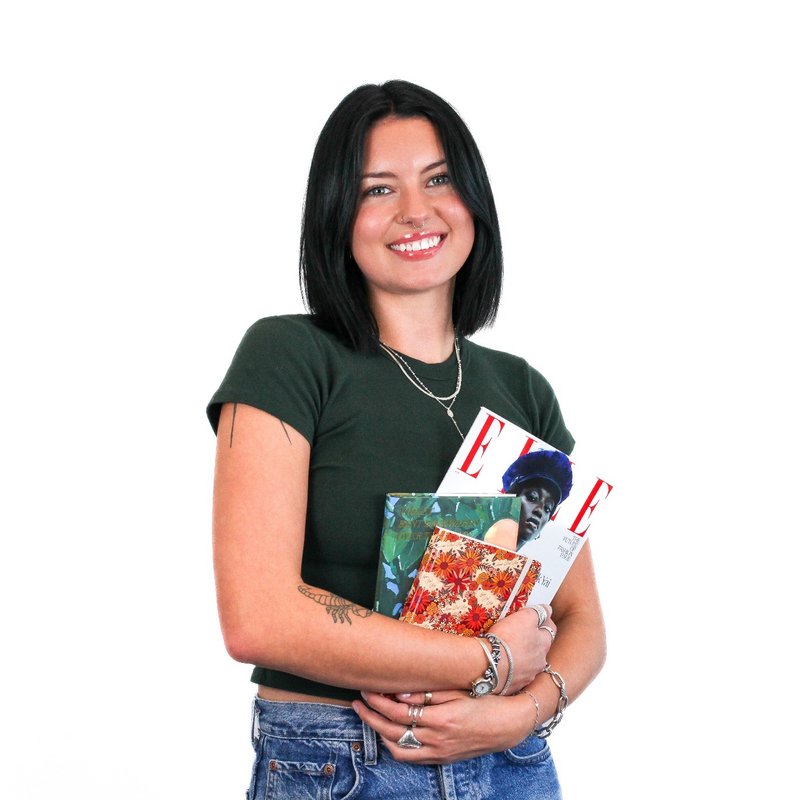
[
  {"left": 534, "top": 664, "right": 568, "bottom": 739},
  {"left": 492, "top": 634, "right": 514, "bottom": 695},
  {"left": 470, "top": 638, "right": 499, "bottom": 697},
  {"left": 518, "top": 689, "right": 540, "bottom": 735},
  {"left": 477, "top": 638, "right": 498, "bottom": 678}
]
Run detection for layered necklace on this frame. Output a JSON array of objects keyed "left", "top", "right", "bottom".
[{"left": 379, "top": 337, "right": 465, "bottom": 440}]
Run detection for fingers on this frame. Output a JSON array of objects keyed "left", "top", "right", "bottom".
[
  {"left": 539, "top": 620, "right": 557, "bottom": 642},
  {"left": 531, "top": 603, "right": 553, "bottom": 622},
  {"left": 395, "top": 691, "right": 431, "bottom": 707},
  {"left": 392, "top": 690, "right": 465, "bottom": 707},
  {"left": 352, "top": 696, "right": 433, "bottom": 763},
  {"left": 491, "top": 606, "right": 558, "bottom": 690},
  {"left": 354, "top": 692, "right": 470, "bottom": 763},
  {"left": 534, "top": 604, "right": 557, "bottom": 645},
  {"left": 352, "top": 697, "right": 411, "bottom": 734},
  {"left": 359, "top": 692, "right": 423, "bottom": 724},
  {"left": 354, "top": 690, "right": 527, "bottom": 765}
]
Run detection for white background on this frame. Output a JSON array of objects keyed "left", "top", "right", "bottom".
[{"left": 2, "top": 2, "right": 798, "bottom": 798}]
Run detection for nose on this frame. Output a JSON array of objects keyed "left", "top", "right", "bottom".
[
  {"left": 528, "top": 502, "right": 543, "bottom": 518},
  {"left": 398, "top": 212, "right": 428, "bottom": 229},
  {"left": 396, "top": 187, "right": 431, "bottom": 229}
]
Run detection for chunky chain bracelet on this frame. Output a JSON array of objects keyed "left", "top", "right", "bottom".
[{"left": 534, "top": 664, "right": 568, "bottom": 738}]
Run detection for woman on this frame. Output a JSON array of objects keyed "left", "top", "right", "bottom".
[{"left": 208, "top": 80, "right": 605, "bottom": 800}]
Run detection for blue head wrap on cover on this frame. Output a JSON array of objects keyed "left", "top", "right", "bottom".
[{"left": 501, "top": 449, "right": 574, "bottom": 507}]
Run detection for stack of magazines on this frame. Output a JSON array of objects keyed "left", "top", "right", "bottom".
[{"left": 373, "top": 407, "right": 614, "bottom": 633}]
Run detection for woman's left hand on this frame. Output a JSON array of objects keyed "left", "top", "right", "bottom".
[{"left": 352, "top": 690, "right": 533, "bottom": 764}]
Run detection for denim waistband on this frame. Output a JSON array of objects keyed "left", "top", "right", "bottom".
[{"left": 252, "top": 697, "right": 378, "bottom": 765}]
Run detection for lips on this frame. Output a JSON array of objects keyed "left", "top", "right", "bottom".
[
  {"left": 387, "top": 232, "right": 447, "bottom": 259},
  {"left": 525, "top": 515, "right": 542, "bottom": 531}
]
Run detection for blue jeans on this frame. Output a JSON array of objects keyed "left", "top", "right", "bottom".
[{"left": 247, "top": 697, "right": 562, "bottom": 800}]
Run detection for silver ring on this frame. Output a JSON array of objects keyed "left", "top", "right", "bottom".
[
  {"left": 532, "top": 604, "right": 549, "bottom": 627},
  {"left": 407, "top": 704, "right": 422, "bottom": 721},
  {"left": 397, "top": 726, "right": 423, "bottom": 748},
  {"left": 540, "top": 624, "right": 556, "bottom": 641},
  {"left": 423, "top": 692, "right": 433, "bottom": 707}
]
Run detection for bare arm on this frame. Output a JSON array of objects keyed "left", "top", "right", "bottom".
[
  {"left": 523, "top": 541, "right": 606, "bottom": 721},
  {"left": 213, "top": 402, "right": 548, "bottom": 694}
]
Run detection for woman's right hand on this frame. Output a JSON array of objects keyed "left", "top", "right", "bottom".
[{"left": 489, "top": 605, "right": 555, "bottom": 694}]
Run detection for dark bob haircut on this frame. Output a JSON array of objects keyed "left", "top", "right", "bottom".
[{"left": 300, "top": 80, "right": 503, "bottom": 352}]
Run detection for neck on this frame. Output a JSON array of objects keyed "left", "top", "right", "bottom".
[{"left": 370, "top": 288, "right": 456, "bottom": 363}]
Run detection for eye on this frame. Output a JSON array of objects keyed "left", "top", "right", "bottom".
[
  {"left": 362, "top": 185, "right": 391, "bottom": 198},
  {"left": 428, "top": 173, "right": 450, "bottom": 187}
]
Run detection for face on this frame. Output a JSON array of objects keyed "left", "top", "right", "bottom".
[
  {"left": 517, "top": 481, "right": 558, "bottom": 543},
  {"left": 351, "top": 116, "right": 475, "bottom": 305}
]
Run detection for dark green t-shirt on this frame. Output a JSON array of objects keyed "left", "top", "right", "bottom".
[{"left": 207, "top": 315, "right": 574, "bottom": 700}]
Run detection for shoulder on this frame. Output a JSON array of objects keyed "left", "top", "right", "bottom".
[
  {"left": 207, "top": 315, "right": 353, "bottom": 438},
  {"left": 232, "top": 314, "right": 355, "bottom": 366},
  {"left": 463, "top": 337, "right": 575, "bottom": 454},
  {"left": 464, "top": 338, "right": 551, "bottom": 389},
  {"left": 240, "top": 314, "right": 337, "bottom": 349}
]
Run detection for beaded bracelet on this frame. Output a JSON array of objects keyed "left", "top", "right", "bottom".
[{"left": 477, "top": 637, "right": 499, "bottom": 679}]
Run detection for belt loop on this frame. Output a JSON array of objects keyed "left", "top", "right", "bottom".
[
  {"left": 362, "top": 720, "right": 378, "bottom": 765},
  {"left": 251, "top": 696, "right": 261, "bottom": 743}
]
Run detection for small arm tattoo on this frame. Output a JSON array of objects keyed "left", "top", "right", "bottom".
[
  {"left": 229, "top": 403, "right": 238, "bottom": 448},
  {"left": 279, "top": 419, "right": 292, "bottom": 444},
  {"left": 298, "top": 585, "right": 373, "bottom": 625}
]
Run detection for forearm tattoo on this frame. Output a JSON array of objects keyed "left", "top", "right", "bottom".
[
  {"left": 229, "top": 403, "right": 238, "bottom": 448},
  {"left": 298, "top": 585, "right": 373, "bottom": 625}
]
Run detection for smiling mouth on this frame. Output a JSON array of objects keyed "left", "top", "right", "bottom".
[{"left": 388, "top": 234, "right": 445, "bottom": 253}]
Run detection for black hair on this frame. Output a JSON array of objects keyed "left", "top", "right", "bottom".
[{"left": 299, "top": 80, "right": 503, "bottom": 352}]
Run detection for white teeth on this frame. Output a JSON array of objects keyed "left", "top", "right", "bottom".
[{"left": 390, "top": 236, "right": 442, "bottom": 252}]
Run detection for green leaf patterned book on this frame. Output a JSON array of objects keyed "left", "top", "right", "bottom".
[{"left": 373, "top": 493, "right": 521, "bottom": 618}]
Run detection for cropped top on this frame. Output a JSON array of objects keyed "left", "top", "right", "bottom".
[{"left": 207, "top": 315, "right": 574, "bottom": 700}]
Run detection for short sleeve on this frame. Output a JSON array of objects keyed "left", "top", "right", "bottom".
[
  {"left": 526, "top": 366, "right": 575, "bottom": 456},
  {"left": 206, "top": 316, "right": 329, "bottom": 445}
]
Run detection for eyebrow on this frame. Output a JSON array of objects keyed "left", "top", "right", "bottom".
[{"left": 361, "top": 159, "right": 447, "bottom": 180}]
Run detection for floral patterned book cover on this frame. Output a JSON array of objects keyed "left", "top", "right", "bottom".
[
  {"left": 373, "top": 493, "right": 521, "bottom": 619},
  {"left": 398, "top": 527, "right": 540, "bottom": 637}
]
